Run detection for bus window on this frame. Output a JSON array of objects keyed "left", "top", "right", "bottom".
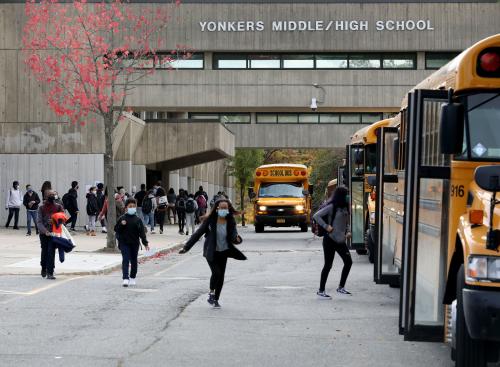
[
  {"left": 365, "top": 144, "right": 377, "bottom": 174},
  {"left": 258, "top": 182, "right": 304, "bottom": 198}
]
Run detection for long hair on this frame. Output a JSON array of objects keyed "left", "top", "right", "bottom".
[
  {"left": 326, "top": 186, "right": 349, "bottom": 210},
  {"left": 203, "top": 199, "right": 239, "bottom": 222},
  {"left": 41, "top": 181, "right": 52, "bottom": 200}
]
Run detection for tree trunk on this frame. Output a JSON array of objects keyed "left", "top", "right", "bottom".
[
  {"left": 104, "top": 114, "right": 117, "bottom": 250},
  {"left": 240, "top": 185, "right": 245, "bottom": 227}
]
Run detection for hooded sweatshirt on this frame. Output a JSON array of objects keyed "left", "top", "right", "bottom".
[{"left": 6, "top": 187, "right": 23, "bottom": 208}]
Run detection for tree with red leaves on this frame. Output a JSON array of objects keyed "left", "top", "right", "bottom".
[{"left": 22, "top": 0, "right": 188, "bottom": 249}]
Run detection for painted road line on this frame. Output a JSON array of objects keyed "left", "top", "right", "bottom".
[{"left": 153, "top": 253, "right": 201, "bottom": 277}]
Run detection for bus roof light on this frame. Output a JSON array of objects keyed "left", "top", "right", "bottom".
[
  {"left": 293, "top": 170, "right": 300, "bottom": 176},
  {"left": 477, "top": 48, "right": 500, "bottom": 77}
]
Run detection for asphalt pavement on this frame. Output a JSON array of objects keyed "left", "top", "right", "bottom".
[{"left": 0, "top": 227, "right": 455, "bottom": 367}]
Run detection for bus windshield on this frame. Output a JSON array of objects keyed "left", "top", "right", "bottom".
[
  {"left": 465, "top": 93, "right": 500, "bottom": 159},
  {"left": 365, "top": 144, "right": 377, "bottom": 174},
  {"left": 258, "top": 183, "right": 305, "bottom": 198}
]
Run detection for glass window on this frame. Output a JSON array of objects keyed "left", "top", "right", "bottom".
[
  {"left": 214, "top": 54, "right": 247, "bottom": 69},
  {"left": 341, "top": 114, "right": 361, "bottom": 123},
  {"left": 145, "top": 111, "right": 155, "bottom": 120},
  {"left": 362, "top": 113, "right": 383, "bottom": 124},
  {"left": 316, "top": 54, "right": 348, "bottom": 69},
  {"left": 257, "top": 114, "right": 277, "bottom": 124},
  {"left": 249, "top": 54, "right": 280, "bottom": 69},
  {"left": 277, "top": 114, "right": 298, "bottom": 123},
  {"left": 161, "top": 53, "right": 204, "bottom": 69},
  {"left": 466, "top": 93, "right": 500, "bottom": 159},
  {"left": 156, "top": 111, "right": 166, "bottom": 120},
  {"left": 190, "top": 113, "right": 220, "bottom": 121},
  {"left": 319, "top": 114, "right": 340, "bottom": 123},
  {"left": 221, "top": 114, "right": 251, "bottom": 124},
  {"left": 349, "top": 54, "right": 381, "bottom": 69},
  {"left": 282, "top": 54, "right": 314, "bottom": 69},
  {"left": 258, "top": 183, "right": 304, "bottom": 198},
  {"left": 351, "top": 181, "right": 365, "bottom": 244},
  {"left": 298, "top": 114, "right": 319, "bottom": 123},
  {"left": 425, "top": 52, "right": 459, "bottom": 70},
  {"left": 383, "top": 54, "right": 415, "bottom": 69}
]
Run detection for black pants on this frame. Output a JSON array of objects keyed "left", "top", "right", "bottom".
[
  {"left": 6, "top": 207, "right": 20, "bottom": 228},
  {"left": 319, "top": 236, "right": 353, "bottom": 292},
  {"left": 119, "top": 243, "right": 139, "bottom": 280},
  {"left": 156, "top": 210, "right": 166, "bottom": 232},
  {"left": 40, "top": 234, "right": 56, "bottom": 275},
  {"left": 207, "top": 251, "right": 229, "bottom": 301},
  {"left": 177, "top": 211, "right": 186, "bottom": 232},
  {"left": 67, "top": 210, "right": 78, "bottom": 229}
]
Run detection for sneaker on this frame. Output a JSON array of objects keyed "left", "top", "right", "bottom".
[
  {"left": 317, "top": 290, "right": 332, "bottom": 299},
  {"left": 47, "top": 274, "right": 56, "bottom": 280},
  {"left": 160, "top": 230, "right": 163, "bottom": 234},
  {"left": 122, "top": 279, "right": 129, "bottom": 287},
  {"left": 13, "top": 226, "right": 19, "bottom": 230},
  {"left": 41, "top": 269, "right": 47, "bottom": 278},
  {"left": 84, "top": 224, "right": 89, "bottom": 232},
  {"left": 129, "top": 278, "right": 136, "bottom": 286},
  {"left": 69, "top": 228, "right": 76, "bottom": 232},
  {"left": 336, "top": 287, "right": 352, "bottom": 295},
  {"left": 26, "top": 232, "right": 31, "bottom": 236},
  {"left": 101, "top": 227, "right": 107, "bottom": 233},
  {"left": 207, "top": 293, "right": 215, "bottom": 305},
  {"left": 151, "top": 230, "right": 156, "bottom": 234},
  {"left": 186, "top": 231, "right": 189, "bottom": 236},
  {"left": 213, "top": 300, "right": 221, "bottom": 309}
]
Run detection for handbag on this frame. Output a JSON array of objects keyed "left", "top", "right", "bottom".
[{"left": 233, "top": 234, "right": 243, "bottom": 245}]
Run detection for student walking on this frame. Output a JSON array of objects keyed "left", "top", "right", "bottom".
[
  {"left": 85, "top": 186, "right": 99, "bottom": 236},
  {"left": 63, "top": 181, "right": 79, "bottom": 231},
  {"left": 5, "top": 181, "right": 23, "bottom": 230},
  {"left": 96, "top": 183, "right": 107, "bottom": 233},
  {"left": 179, "top": 199, "right": 246, "bottom": 308},
  {"left": 142, "top": 189, "right": 157, "bottom": 234},
  {"left": 23, "top": 184, "right": 41, "bottom": 236},
  {"left": 114, "top": 198, "right": 149, "bottom": 287},
  {"left": 185, "top": 194, "right": 198, "bottom": 236},
  {"left": 40, "top": 181, "right": 52, "bottom": 202},
  {"left": 134, "top": 184, "right": 147, "bottom": 222},
  {"left": 175, "top": 190, "right": 187, "bottom": 235},
  {"left": 194, "top": 187, "right": 208, "bottom": 224},
  {"left": 36, "top": 190, "right": 65, "bottom": 279},
  {"left": 155, "top": 185, "right": 167, "bottom": 234},
  {"left": 312, "top": 187, "right": 353, "bottom": 299},
  {"left": 166, "top": 188, "right": 177, "bottom": 224}
]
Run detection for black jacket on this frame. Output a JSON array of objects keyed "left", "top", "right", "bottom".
[
  {"left": 86, "top": 193, "right": 99, "bottom": 216},
  {"left": 96, "top": 189, "right": 105, "bottom": 210},
  {"left": 65, "top": 188, "right": 79, "bottom": 212},
  {"left": 114, "top": 213, "right": 148, "bottom": 247},
  {"left": 23, "top": 192, "right": 41, "bottom": 211},
  {"left": 183, "top": 215, "right": 246, "bottom": 262}
]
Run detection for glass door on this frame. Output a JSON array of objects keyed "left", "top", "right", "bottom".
[
  {"left": 348, "top": 144, "right": 366, "bottom": 250},
  {"left": 400, "top": 89, "right": 450, "bottom": 342},
  {"left": 374, "top": 127, "right": 400, "bottom": 285}
]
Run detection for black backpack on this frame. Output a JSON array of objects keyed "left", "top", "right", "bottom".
[
  {"left": 185, "top": 199, "right": 195, "bottom": 214},
  {"left": 177, "top": 197, "right": 186, "bottom": 211},
  {"left": 62, "top": 193, "right": 70, "bottom": 208},
  {"left": 142, "top": 197, "right": 153, "bottom": 214}
]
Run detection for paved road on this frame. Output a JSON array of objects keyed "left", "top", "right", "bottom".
[{"left": 0, "top": 228, "right": 454, "bottom": 367}]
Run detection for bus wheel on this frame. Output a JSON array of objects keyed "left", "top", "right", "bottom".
[
  {"left": 255, "top": 224, "right": 264, "bottom": 233},
  {"left": 300, "top": 224, "right": 308, "bottom": 232},
  {"left": 455, "top": 265, "right": 486, "bottom": 367},
  {"left": 356, "top": 249, "right": 367, "bottom": 255}
]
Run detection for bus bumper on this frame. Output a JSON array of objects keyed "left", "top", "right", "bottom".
[
  {"left": 463, "top": 287, "right": 500, "bottom": 341},
  {"left": 254, "top": 215, "right": 307, "bottom": 227}
]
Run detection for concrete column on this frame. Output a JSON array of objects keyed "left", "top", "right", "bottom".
[
  {"left": 115, "top": 161, "right": 132, "bottom": 193},
  {"left": 417, "top": 51, "right": 426, "bottom": 70},
  {"left": 179, "top": 168, "right": 188, "bottom": 192},
  {"left": 132, "top": 165, "right": 146, "bottom": 193},
  {"left": 207, "top": 162, "right": 215, "bottom": 200},
  {"left": 169, "top": 170, "right": 180, "bottom": 193}
]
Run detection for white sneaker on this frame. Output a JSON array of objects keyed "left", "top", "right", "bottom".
[
  {"left": 151, "top": 230, "right": 155, "bottom": 234},
  {"left": 84, "top": 224, "right": 89, "bottom": 232},
  {"left": 122, "top": 279, "right": 129, "bottom": 287},
  {"left": 102, "top": 226, "right": 107, "bottom": 233},
  {"left": 129, "top": 278, "right": 136, "bottom": 286}
]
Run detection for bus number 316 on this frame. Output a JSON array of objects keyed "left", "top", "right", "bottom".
[{"left": 451, "top": 185, "right": 465, "bottom": 198}]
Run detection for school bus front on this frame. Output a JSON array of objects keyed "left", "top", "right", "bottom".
[{"left": 250, "top": 164, "right": 312, "bottom": 233}]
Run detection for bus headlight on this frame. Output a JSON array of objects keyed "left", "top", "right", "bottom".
[
  {"left": 259, "top": 206, "right": 267, "bottom": 211},
  {"left": 295, "top": 205, "right": 304, "bottom": 211},
  {"left": 467, "top": 256, "right": 500, "bottom": 282}
]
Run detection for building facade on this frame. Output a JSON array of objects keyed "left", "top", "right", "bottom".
[{"left": 1, "top": 0, "right": 499, "bottom": 226}]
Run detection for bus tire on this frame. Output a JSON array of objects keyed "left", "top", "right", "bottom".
[
  {"left": 300, "top": 224, "right": 308, "bottom": 232},
  {"left": 255, "top": 224, "right": 264, "bottom": 233},
  {"left": 356, "top": 249, "right": 367, "bottom": 255},
  {"left": 455, "top": 265, "right": 486, "bottom": 367}
]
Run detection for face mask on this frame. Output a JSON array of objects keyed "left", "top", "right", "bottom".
[
  {"left": 27, "top": 188, "right": 33, "bottom": 193},
  {"left": 217, "top": 209, "right": 229, "bottom": 218},
  {"left": 127, "top": 207, "right": 137, "bottom": 215},
  {"left": 14, "top": 186, "right": 19, "bottom": 190},
  {"left": 47, "top": 196, "right": 55, "bottom": 203}
]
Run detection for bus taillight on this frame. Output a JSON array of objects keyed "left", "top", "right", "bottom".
[
  {"left": 477, "top": 48, "right": 500, "bottom": 77},
  {"left": 256, "top": 171, "right": 262, "bottom": 177},
  {"left": 294, "top": 170, "right": 300, "bottom": 176},
  {"left": 301, "top": 171, "right": 306, "bottom": 176}
]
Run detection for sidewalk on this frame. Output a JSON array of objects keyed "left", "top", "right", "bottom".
[{"left": 0, "top": 224, "right": 190, "bottom": 276}]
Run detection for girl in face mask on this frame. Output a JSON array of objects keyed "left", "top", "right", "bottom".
[
  {"left": 312, "top": 186, "right": 353, "bottom": 299},
  {"left": 114, "top": 198, "right": 149, "bottom": 287},
  {"left": 180, "top": 199, "right": 246, "bottom": 308}
]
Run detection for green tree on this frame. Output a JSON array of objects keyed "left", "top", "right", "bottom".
[
  {"left": 309, "top": 149, "right": 345, "bottom": 209},
  {"left": 227, "top": 149, "right": 265, "bottom": 226}
]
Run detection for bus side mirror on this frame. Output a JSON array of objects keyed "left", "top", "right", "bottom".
[
  {"left": 354, "top": 148, "right": 364, "bottom": 165},
  {"left": 474, "top": 166, "right": 500, "bottom": 192},
  {"left": 367, "top": 176, "right": 377, "bottom": 187},
  {"left": 248, "top": 187, "right": 256, "bottom": 199},
  {"left": 440, "top": 102, "right": 464, "bottom": 155}
]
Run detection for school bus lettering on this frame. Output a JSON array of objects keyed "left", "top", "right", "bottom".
[{"left": 270, "top": 169, "right": 293, "bottom": 177}]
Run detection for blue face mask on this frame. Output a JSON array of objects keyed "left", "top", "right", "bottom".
[
  {"left": 127, "top": 207, "right": 137, "bottom": 216},
  {"left": 217, "top": 209, "right": 229, "bottom": 218}
]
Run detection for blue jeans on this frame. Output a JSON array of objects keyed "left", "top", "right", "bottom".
[
  {"left": 143, "top": 211, "right": 155, "bottom": 231},
  {"left": 27, "top": 210, "right": 38, "bottom": 234},
  {"left": 119, "top": 243, "right": 139, "bottom": 280}
]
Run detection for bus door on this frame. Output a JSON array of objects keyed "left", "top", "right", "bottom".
[
  {"left": 400, "top": 89, "right": 450, "bottom": 341},
  {"left": 348, "top": 144, "right": 365, "bottom": 250},
  {"left": 374, "top": 126, "right": 399, "bottom": 285}
]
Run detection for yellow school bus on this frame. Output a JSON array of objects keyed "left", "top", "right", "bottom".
[
  {"left": 373, "top": 35, "right": 500, "bottom": 365},
  {"left": 347, "top": 119, "right": 391, "bottom": 260},
  {"left": 249, "top": 164, "right": 313, "bottom": 233}
]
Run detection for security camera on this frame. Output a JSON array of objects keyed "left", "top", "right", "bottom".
[{"left": 310, "top": 98, "right": 318, "bottom": 111}]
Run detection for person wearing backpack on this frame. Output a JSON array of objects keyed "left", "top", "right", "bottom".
[
  {"left": 133, "top": 184, "right": 147, "bottom": 224},
  {"left": 175, "top": 189, "right": 187, "bottom": 235},
  {"left": 185, "top": 194, "right": 198, "bottom": 236},
  {"left": 85, "top": 186, "right": 99, "bottom": 236},
  {"left": 166, "top": 188, "right": 177, "bottom": 225},
  {"left": 142, "top": 189, "right": 157, "bottom": 234},
  {"left": 195, "top": 188, "right": 208, "bottom": 222},
  {"left": 155, "top": 185, "right": 167, "bottom": 234},
  {"left": 312, "top": 187, "right": 353, "bottom": 299},
  {"left": 63, "top": 181, "right": 79, "bottom": 232}
]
